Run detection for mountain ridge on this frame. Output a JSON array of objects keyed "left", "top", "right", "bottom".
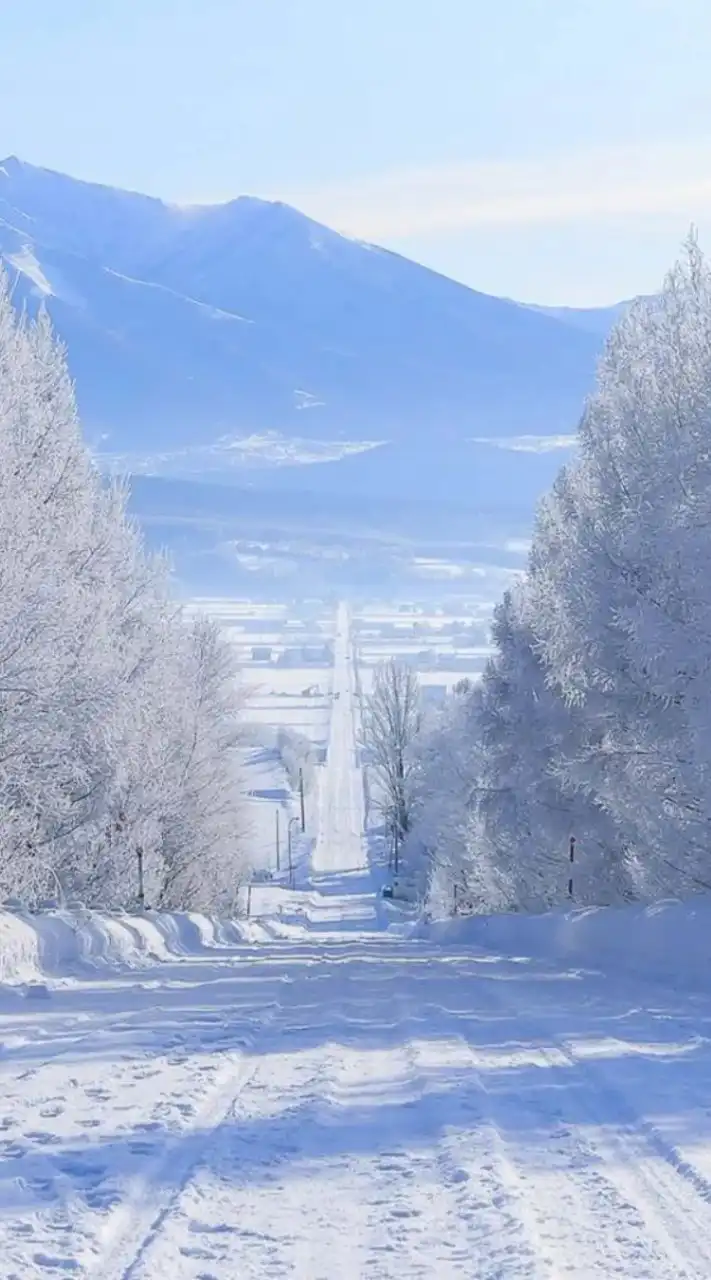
[{"left": 0, "top": 155, "right": 616, "bottom": 483}]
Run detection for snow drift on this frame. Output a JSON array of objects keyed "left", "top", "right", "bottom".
[
  {"left": 0, "top": 907, "right": 252, "bottom": 986},
  {"left": 419, "top": 895, "right": 711, "bottom": 994}
]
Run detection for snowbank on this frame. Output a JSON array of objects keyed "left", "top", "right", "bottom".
[
  {"left": 0, "top": 907, "right": 252, "bottom": 986},
  {"left": 418, "top": 895, "right": 711, "bottom": 993}
]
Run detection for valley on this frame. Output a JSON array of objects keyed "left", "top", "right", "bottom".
[{"left": 197, "top": 597, "right": 494, "bottom": 887}]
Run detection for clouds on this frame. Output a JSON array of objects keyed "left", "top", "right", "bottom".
[
  {"left": 470, "top": 435, "right": 578, "bottom": 454},
  {"left": 280, "top": 142, "right": 711, "bottom": 242}
]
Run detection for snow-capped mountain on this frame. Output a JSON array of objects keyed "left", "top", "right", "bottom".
[{"left": 0, "top": 156, "right": 611, "bottom": 485}]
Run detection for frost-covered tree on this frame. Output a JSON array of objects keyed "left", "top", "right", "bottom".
[
  {"left": 407, "top": 679, "right": 484, "bottom": 910},
  {"left": 530, "top": 233, "right": 711, "bottom": 896},
  {"left": 149, "top": 614, "right": 248, "bottom": 912},
  {"left": 409, "top": 233, "right": 711, "bottom": 916},
  {"left": 0, "top": 273, "right": 249, "bottom": 909},
  {"left": 470, "top": 586, "right": 628, "bottom": 909},
  {"left": 361, "top": 659, "right": 421, "bottom": 867},
  {"left": 410, "top": 586, "right": 625, "bottom": 915},
  {"left": 277, "top": 727, "right": 317, "bottom": 798}
]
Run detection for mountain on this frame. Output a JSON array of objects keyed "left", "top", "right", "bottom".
[
  {"left": 525, "top": 300, "right": 640, "bottom": 337},
  {"left": 0, "top": 156, "right": 612, "bottom": 484}
]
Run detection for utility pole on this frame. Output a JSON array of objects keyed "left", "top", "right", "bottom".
[
  {"left": 299, "top": 768, "right": 306, "bottom": 832},
  {"left": 288, "top": 816, "right": 299, "bottom": 889},
  {"left": 568, "top": 835, "right": 575, "bottom": 900},
  {"left": 275, "top": 808, "right": 281, "bottom": 872},
  {"left": 137, "top": 846, "right": 145, "bottom": 910}
]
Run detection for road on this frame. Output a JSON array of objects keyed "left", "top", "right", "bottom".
[
  {"left": 311, "top": 600, "right": 366, "bottom": 879},
  {"left": 2, "top": 604, "right": 711, "bottom": 1276}
]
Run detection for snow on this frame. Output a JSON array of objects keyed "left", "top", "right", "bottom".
[
  {"left": 0, "top": 906, "right": 253, "bottom": 986},
  {"left": 6, "top": 244, "right": 86, "bottom": 308},
  {"left": 418, "top": 894, "right": 711, "bottom": 994},
  {"left": 3, "top": 604, "right": 711, "bottom": 1274},
  {"left": 311, "top": 603, "right": 368, "bottom": 879},
  {"left": 6, "top": 246, "right": 54, "bottom": 297}
]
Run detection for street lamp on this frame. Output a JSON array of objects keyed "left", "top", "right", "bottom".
[{"left": 287, "top": 816, "right": 300, "bottom": 888}]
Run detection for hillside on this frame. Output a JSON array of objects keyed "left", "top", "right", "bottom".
[{"left": 0, "top": 156, "right": 608, "bottom": 477}]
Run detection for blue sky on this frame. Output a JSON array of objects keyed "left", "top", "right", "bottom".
[{"left": 2, "top": 0, "right": 711, "bottom": 304}]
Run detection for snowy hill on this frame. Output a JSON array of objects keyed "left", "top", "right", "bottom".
[
  {"left": 0, "top": 156, "right": 613, "bottom": 483},
  {"left": 523, "top": 299, "right": 633, "bottom": 336}
]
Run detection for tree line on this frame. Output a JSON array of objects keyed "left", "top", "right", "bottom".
[
  {"left": 364, "top": 236, "right": 711, "bottom": 916},
  {"left": 0, "top": 273, "right": 248, "bottom": 910}
]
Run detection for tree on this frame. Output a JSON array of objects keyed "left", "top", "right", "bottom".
[
  {"left": 407, "top": 678, "right": 484, "bottom": 910},
  {"left": 409, "top": 586, "right": 625, "bottom": 916},
  {"left": 530, "top": 233, "right": 711, "bottom": 896},
  {"left": 467, "top": 586, "right": 627, "bottom": 910},
  {"left": 407, "top": 234, "right": 711, "bottom": 915},
  {"left": 0, "top": 272, "right": 249, "bottom": 909},
  {"left": 361, "top": 659, "right": 421, "bottom": 870}
]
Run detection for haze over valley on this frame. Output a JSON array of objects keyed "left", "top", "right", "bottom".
[{"left": 0, "top": 155, "right": 620, "bottom": 596}]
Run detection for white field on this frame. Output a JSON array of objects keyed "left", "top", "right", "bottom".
[
  {"left": 242, "top": 669, "right": 333, "bottom": 745},
  {"left": 357, "top": 666, "right": 484, "bottom": 696},
  {"left": 353, "top": 597, "right": 494, "bottom": 691}
]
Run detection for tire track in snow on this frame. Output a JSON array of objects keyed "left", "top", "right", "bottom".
[
  {"left": 543, "top": 1029, "right": 711, "bottom": 1276},
  {"left": 0, "top": 1001, "right": 274, "bottom": 1275},
  {"left": 117, "top": 971, "right": 539, "bottom": 1278},
  {"left": 400, "top": 1028, "right": 545, "bottom": 1280},
  {"left": 121, "top": 1024, "right": 361, "bottom": 1277},
  {"left": 322, "top": 1035, "right": 457, "bottom": 1280},
  {"left": 83, "top": 996, "right": 283, "bottom": 1280},
  {"left": 470, "top": 971, "right": 711, "bottom": 1277}
]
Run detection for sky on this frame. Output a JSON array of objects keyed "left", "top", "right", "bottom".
[{"left": 2, "top": 0, "right": 711, "bottom": 305}]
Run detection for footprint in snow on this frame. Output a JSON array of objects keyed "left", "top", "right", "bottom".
[
  {"left": 27, "top": 1178, "right": 56, "bottom": 1199},
  {"left": 32, "top": 1253, "right": 80, "bottom": 1273},
  {"left": 0, "top": 1140, "right": 27, "bottom": 1159},
  {"left": 128, "top": 1140, "right": 157, "bottom": 1157},
  {"left": 189, "top": 1221, "right": 236, "bottom": 1235},
  {"left": 57, "top": 1155, "right": 105, "bottom": 1183},
  {"left": 85, "top": 1186, "right": 121, "bottom": 1211}
]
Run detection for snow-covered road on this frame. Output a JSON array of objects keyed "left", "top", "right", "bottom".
[
  {"left": 311, "top": 601, "right": 366, "bottom": 879},
  {"left": 4, "top": 605, "right": 711, "bottom": 1276}
]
